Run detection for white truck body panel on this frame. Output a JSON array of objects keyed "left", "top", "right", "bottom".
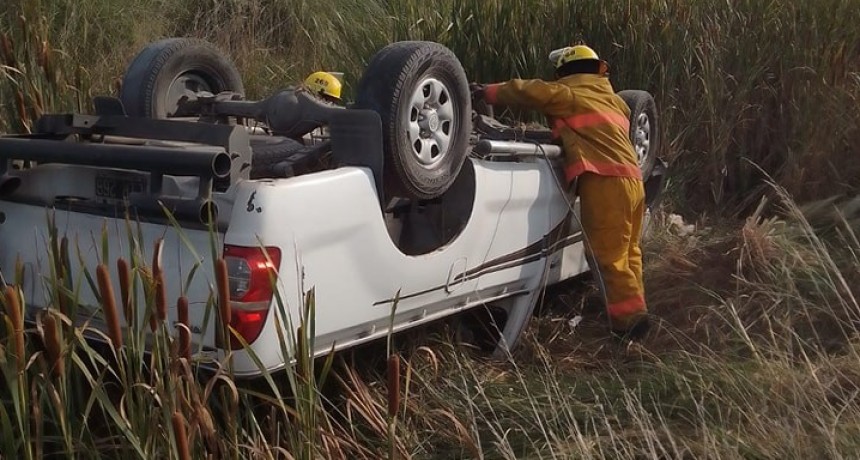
[{"left": 0, "top": 156, "right": 589, "bottom": 376}]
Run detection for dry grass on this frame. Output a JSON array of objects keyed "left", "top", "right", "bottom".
[
  {"left": 4, "top": 187, "right": 858, "bottom": 458},
  {"left": 2, "top": 0, "right": 859, "bottom": 211},
  {"left": 2, "top": 0, "right": 860, "bottom": 458},
  {"left": 369, "top": 189, "right": 860, "bottom": 458}
]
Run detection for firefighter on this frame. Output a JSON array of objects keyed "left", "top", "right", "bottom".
[
  {"left": 303, "top": 71, "right": 343, "bottom": 104},
  {"left": 472, "top": 44, "right": 650, "bottom": 339}
]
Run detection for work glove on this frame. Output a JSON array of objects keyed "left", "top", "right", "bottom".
[{"left": 469, "top": 83, "right": 486, "bottom": 102}]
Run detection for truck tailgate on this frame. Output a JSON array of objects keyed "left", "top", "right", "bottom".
[{"left": 0, "top": 200, "right": 222, "bottom": 350}]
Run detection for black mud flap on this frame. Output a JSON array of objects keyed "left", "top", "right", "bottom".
[
  {"left": 638, "top": 157, "right": 669, "bottom": 241},
  {"left": 644, "top": 158, "right": 668, "bottom": 211},
  {"left": 329, "top": 109, "right": 385, "bottom": 205}
]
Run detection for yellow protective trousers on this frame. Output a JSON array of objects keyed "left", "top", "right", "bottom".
[{"left": 576, "top": 173, "right": 647, "bottom": 331}]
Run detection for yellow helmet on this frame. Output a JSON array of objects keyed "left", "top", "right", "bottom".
[
  {"left": 304, "top": 71, "right": 342, "bottom": 100},
  {"left": 548, "top": 45, "right": 600, "bottom": 69}
]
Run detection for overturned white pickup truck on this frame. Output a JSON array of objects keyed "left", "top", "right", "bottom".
[{"left": 0, "top": 39, "right": 665, "bottom": 377}]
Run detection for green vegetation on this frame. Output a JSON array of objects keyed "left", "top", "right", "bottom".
[
  {"left": 1, "top": 200, "right": 859, "bottom": 458},
  {"left": 2, "top": 0, "right": 860, "bottom": 458},
  {"left": 3, "top": 0, "right": 859, "bottom": 211}
]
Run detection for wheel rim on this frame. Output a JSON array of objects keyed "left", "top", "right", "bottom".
[
  {"left": 633, "top": 112, "right": 651, "bottom": 168},
  {"left": 165, "top": 72, "right": 214, "bottom": 116},
  {"left": 406, "top": 77, "right": 456, "bottom": 168}
]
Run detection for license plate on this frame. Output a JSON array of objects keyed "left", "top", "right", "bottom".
[{"left": 95, "top": 173, "right": 146, "bottom": 200}]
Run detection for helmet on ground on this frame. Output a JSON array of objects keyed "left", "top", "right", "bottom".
[
  {"left": 548, "top": 44, "right": 600, "bottom": 69},
  {"left": 304, "top": 71, "right": 342, "bottom": 100}
]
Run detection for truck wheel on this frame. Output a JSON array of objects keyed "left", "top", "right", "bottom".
[
  {"left": 617, "top": 90, "right": 659, "bottom": 179},
  {"left": 119, "top": 38, "right": 244, "bottom": 118},
  {"left": 248, "top": 136, "right": 307, "bottom": 178},
  {"left": 354, "top": 41, "right": 471, "bottom": 200}
]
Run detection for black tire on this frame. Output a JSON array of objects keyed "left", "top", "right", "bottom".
[
  {"left": 119, "top": 38, "right": 244, "bottom": 118},
  {"left": 248, "top": 135, "right": 306, "bottom": 178},
  {"left": 617, "top": 90, "right": 659, "bottom": 179},
  {"left": 354, "top": 41, "right": 471, "bottom": 200}
]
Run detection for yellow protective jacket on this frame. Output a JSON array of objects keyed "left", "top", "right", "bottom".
[{"left": 485, "top": 74, "right": 639, "bottom": 184}]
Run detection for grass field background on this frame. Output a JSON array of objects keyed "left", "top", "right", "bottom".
[{"left": 2, "top": 0, "right": 860, "bottom": 458}]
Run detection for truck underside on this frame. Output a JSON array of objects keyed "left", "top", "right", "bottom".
[{"left": 0, "top": 39, "right": 666, "bottom": 377}]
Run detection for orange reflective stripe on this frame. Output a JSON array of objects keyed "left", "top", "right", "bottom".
[
  {"left": 551, "top": 118, "right": 565, "bottom": 138},
  {"left": 562, "top": 111, "right": 630, "bottom": 132},
  {"left": 565, "top": 159, "right": 642, "bottom": 182},
  {"left": 485, "top": 84, "right": 501, "bottom": 105},
  {"left": 551, "top": 111, "right": 629, "bottom": 139},
  {"left": 607, "top": 295, "right": 646, "bottom": 319}
]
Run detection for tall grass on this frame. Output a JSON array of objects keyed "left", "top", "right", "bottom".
[
  {"left": 0, "top": 213, "right": 372, "bottom": 459},
  {"left": 3, "top": 0, "right": 860, "bottom": 458},
  {"left": 1, "top": 186, "right": 860, "bottom": 457},
  {"left": 3, "top": 0, "right": 859, "bottom": 211},
  {"left": 334, "top": 183, "right": 860, "bottom": 458}
]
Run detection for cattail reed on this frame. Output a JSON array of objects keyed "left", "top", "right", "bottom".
[
  {"left": 51, "top": 236, "right": 63, "bottom": 281},
  {"left": 4, "top": 285, "right": 25, "bottom": 373},
  {"left": 96, "top": 264, "right": 122, "bottom": 349},
  {"left": 154, "top": 271, "right": 167, "bottom": 325},
  {"left": 42, "top": 311, "right": 63, "bottom": 378},
  {"left": 38, "top": 39, "right": 55, "bottom": 86},
  {"left": 0, "top": 32, "right": 14, "bottom": 67},
  {"left": 215, "top": 258, "right": 231, "bottom": 349},
  {"left": 31, "top": 383, "right": 42, "bottom": 459},
  {"left": 38, "top": 39, "right": 48, "bottom": 68},
  {"left": 58, "top": 237, "right": 69, "bottom": 314},
  {"left": 152, "top": 239, "right": 163, "bottom": 277},
  {"left": 31, "top": 86, "right": 44, "bottom": 118},
  {"left": 177, "top": 296, "right": 190, "bottom": 361},
  {"left": 51, "top": 236, "right": 66, "bottom": 314},
  {"left": 148, "top": 301, "right": 157, "bottom": 332},
  {"left": 172, "top": 411, "right": 191, "bottom": 460},
  {"left": 387, "top": 354, "right": 401, "bottom": 418},
  {"left": 295, "top": 325, "right": 306, "bottom": 382},
  {"left": 17, "top": 15, "right": 27, "bottom": 40},
  {"left": 117, "top": 258, "right": 132, "bottom": 324},
  {"left": 60, "top": 237, "right": 68, "bottom": 268},
  {"left": 152, "top": 240, "right": 167, "bottom": 330},
  {"left": 14, "top": 90, "right": 29, "bottom": 130}
]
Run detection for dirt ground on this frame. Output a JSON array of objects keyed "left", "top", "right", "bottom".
[{"left": 518, "top": 228, "right": 742, "bottom": 370}]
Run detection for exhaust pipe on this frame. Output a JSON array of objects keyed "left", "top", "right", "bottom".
[
  {"left": 0, "top": 175, "right": 21, "bottom": 196},
  {"left": 129, "top": 195, "right": 218, "bottom": 225},
  {"left": 0, "top": 138, "right": 231, "bottom": 179},
  {"left": 472, "top": 140, "right": 562, "bottom": 159}
]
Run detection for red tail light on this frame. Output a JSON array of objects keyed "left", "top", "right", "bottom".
[{"left": 223, "top": 245, "right": 281, "bottom": 348}]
